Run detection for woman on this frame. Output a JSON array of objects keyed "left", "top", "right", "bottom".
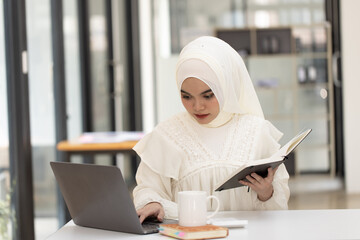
[{"left": 133, "top": 36, "right": 290, "bottom": 223}]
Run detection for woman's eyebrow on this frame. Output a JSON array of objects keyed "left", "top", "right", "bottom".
[
  {"left": 181, "top": 89, "right": 213, "bottom": 95},
  {"left": 201, "top": 89, "right": 213, "bottom": 95},
  {"left": 181, "top": 89, "right": 191, "bottom": 95}
]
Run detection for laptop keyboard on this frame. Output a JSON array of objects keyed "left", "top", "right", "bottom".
[
  {"left": 142, "top": 222, "right": 160, "bottom": 234},
  {"left": 142, "top": 218, "right": 178, "bottom": 234}
]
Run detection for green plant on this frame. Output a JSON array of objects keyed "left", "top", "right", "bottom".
[{"left": 0, "top": 193, "right": 14, "bottom": 240}]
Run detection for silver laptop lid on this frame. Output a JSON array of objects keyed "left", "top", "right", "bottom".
[{"left": 50, "top": 162, "right": 150, "bottom": 234}]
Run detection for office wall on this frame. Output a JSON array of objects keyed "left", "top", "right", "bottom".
[
  {"left": 156, "top": 56, "right": 185, "bottom": 123},
  {"left": 341, "top": 0, "right": 360, "bottom": 193}
]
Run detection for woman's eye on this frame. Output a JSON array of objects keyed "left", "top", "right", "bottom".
[
  {"left": 182, "top": 95, "right": 191, "bottom": 100},
  {"left": 204, "top": 93, "right": 214, "bottom": 99}
]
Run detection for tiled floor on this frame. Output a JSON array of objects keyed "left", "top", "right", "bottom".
[{"left": 288, "top": 174, "right": 360, "bottom": 210}]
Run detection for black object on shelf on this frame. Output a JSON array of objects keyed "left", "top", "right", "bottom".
[
  {"left": 297, "top": 59, "right": 328, "bottom": 84},
  {"left": 216, "top": 29, "right": 252, "bottom": 56},
  {"left": 256, "top": 28, "right": 292, "bottom": 54}
]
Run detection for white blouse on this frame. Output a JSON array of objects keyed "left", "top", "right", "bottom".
[{"left": 133, "top": 112, "right": 290, "bottom": 219}]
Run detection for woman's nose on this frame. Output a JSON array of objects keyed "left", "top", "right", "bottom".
[{"left": 194, "top": 100, "right": 205, "bottom": 111}]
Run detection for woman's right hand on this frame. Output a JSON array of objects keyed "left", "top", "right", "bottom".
[{"left": 136, "top": 202, "right": 165, "bottom": 224}]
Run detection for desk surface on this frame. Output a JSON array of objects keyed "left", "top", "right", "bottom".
[
  {"left": 46, "top": 209, "right": 360, "bottom": 240},
  {"left": 56, "top": 140, "right": 138, "bottom": 152}
]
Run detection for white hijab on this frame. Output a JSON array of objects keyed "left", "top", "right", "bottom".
[{"left": 176, "top": 36, "right": 264, "bottom": 127}]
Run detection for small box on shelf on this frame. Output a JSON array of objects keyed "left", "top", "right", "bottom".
[
  {"left": 256, "top": 28, "right": 293, "bottom": 54},
  {"left": 215, "top": 28, "right": 252, "bottom": 57}
]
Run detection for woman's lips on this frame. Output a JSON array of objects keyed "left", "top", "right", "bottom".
[{"left": 194, "top": 114, "right": 209, "bottom": 119}]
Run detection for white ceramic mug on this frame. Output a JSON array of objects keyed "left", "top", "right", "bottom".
[{"left": 178, "top": 191, "right": 220, "bottom": 227}]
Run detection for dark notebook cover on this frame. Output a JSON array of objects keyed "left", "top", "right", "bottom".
[{"left": 215, "top": 129, "right": 312, "bottom": 191}]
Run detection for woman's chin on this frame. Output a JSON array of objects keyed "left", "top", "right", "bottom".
[{"left": 193, "top": 116, "right": 213, "bottom": 124}]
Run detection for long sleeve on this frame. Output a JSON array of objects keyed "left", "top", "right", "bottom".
[
  {"left": 133, "top": 162, "right": 178, "bottom": 219},
  {"left": 132, "top": 113, "right": 290, "bottom": 215},
  {"left": 250, "top": 164, "right": 290, "bottom": 210},
  {"left": 132, "top": 122, "right": 186, "bottom": 219},
  {"left": 250, "top": 120, "right": 290, "bottom": 210}
]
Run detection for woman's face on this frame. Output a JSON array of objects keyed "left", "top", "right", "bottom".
[{"left": 181, "top": 77, "right": 220, "bottom": 124}]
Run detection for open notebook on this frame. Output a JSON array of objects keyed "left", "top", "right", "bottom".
[{"left": 215, "top": 129, "right": 312, "bottom": 191}]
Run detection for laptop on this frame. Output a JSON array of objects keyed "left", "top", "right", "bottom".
[{"left": 50, "top": 161, "right": 176, "bottom": 234}]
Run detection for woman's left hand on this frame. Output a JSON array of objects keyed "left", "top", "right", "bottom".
[{"left": 239, "top": 167, "right": 278, "bottom": 201}]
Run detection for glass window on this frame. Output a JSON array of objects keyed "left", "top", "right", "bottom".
[
  {"left": 247, "top": 0, "right": 325, "bottom": 27},
  {"left": 167, "top": 0, "right": 243, "bottom": 54},
  {"left": 89, "top": 0, "right": 111, "bottom": 133},
  {"left": 0, "top": 1, "right": 13, "bottom": 239},
  {"left": 25, "top": 0, "right": 58, "bottom": 239},
  {"left": 88, "top": 0, "right": 112, "bottom": 165},
  {"left": 63, "top": 0, "right": 82, "bottom": 140}
]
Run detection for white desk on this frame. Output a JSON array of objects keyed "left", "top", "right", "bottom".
[{"left": 46, "top": 209, "right": 360, "bottom": 240}]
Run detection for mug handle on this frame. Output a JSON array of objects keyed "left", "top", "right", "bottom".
[{"left": 206, "top": 195, "right": 220, "bottom": 220}]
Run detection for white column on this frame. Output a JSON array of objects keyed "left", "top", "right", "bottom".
[
  {"left": 139, "top": 0, "right": 156, "bottom": 132},
  {"left": 341, "top": 0, "right": 360, "bottom": 193}
]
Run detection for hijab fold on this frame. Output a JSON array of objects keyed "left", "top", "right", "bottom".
[{"left": 176, "top": 36, "right": 264, "bottom": 127}]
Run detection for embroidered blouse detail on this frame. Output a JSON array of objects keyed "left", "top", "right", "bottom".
[
  {"left": 133, "top": 113, "right": 290, "bottom": 218},
  {"left": 156, "top": 113, "right": 262, "bottom": 183}
]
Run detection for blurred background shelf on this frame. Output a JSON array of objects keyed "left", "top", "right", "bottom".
[{"left": 215, "top": 23, "right": 334, "bottom": 176}]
